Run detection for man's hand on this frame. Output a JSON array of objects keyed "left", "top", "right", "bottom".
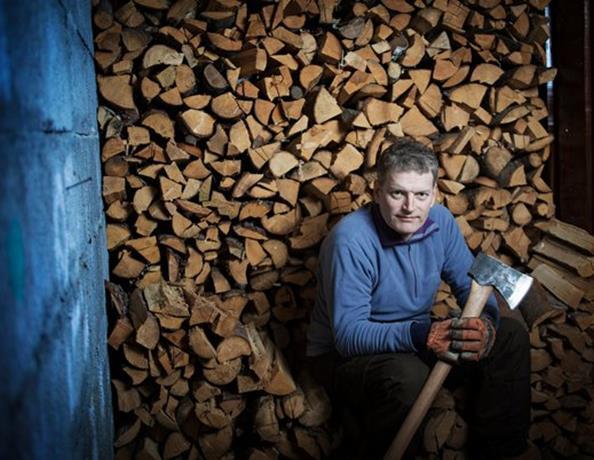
[
  {"left": 450, "top": 317, "right": 496, "bottom": 362},
  {"left": 426, "top": 319, "right": 458, "bottom": 363}
]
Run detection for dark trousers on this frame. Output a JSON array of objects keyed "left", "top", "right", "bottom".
[{"left": 309, "top": 317, "right": 531, "bottom": 459}]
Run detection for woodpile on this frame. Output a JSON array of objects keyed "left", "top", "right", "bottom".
[
  {"left": 107, "top": 281, "right": 333, "bottom": 460},
  {"left": 523, "top": 221, "right": 594, "bottom": 458},
  {"left": 92, "top": 0, "right": 593, "bottom": 458}
]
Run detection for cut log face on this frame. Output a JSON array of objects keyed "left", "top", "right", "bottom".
[
  {"left": 143, "top": 45, "right": 184, "bottom": 68},
  {"left": 269, "top": 152, "right": 299, "bottom": 178},
  {"left": 180, "top": 110, "right": 215, "bottom": 137},
  {"left": 363, "top": 98, "right": 404, "bottom": 126},
  {"left": 400, "top": 106, "right": 438, "bottom": 136},
  {"left": 98, "top": 75, "right": 137, "bottom": 112},
  {"left": 449, "top": 83, "right": 487, "bottom": 110},
  {"left": 313, "top": 87, "right": 342, "bottom": 124},
  {"left": 95, "top": 1, "right": 583, "bottom": 458}
]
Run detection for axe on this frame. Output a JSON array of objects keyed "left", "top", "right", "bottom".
[{"left": 383, "top": 253, "right": 533, "bottom": 460}]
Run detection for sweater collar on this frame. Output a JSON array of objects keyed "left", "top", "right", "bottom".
[{"left": 371, "top": 203, "right": 439, "bottom": 247}]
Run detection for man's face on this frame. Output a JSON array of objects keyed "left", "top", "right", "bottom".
[{"left": 374, "top": 169, "right": 437, "bottom": 240}]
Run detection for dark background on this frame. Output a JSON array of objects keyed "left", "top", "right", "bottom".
[{"left": 550, "top": 0, "right": 594, "bottom": 232}]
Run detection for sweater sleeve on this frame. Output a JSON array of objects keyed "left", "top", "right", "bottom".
[
  {"left": 322, "top": 235, "right": 419, "bottom": 357},
  {"left": 439, "top": 209, "right": 500, "bottom": 328}
]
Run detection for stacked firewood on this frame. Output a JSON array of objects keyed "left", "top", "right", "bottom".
[
  {"left": 107, "top": 281, "right": 334, "bottom": 459},
  {"left": 92, "top": 0, "right": 593, "bottom": 458},
  {"left": 523, "top": 220, "right": 594, "bottom": 457}
]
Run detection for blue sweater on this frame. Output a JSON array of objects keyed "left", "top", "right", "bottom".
[{"left": 306, "top": 203, "right": 499, "bottom": 357}]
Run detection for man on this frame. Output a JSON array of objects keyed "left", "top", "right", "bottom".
[{"left": 307, "top": 138, "right": 535, "bottom": 459}]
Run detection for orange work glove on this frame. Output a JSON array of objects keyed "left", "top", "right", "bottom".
[
  {"left": 449, "top": 317, "right": 496, "bottom": 362},
  {"left": 426, "top": 319, "right": 458, "bottom": 364}
]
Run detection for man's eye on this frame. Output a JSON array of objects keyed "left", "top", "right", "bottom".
[
  {"left": 391, "top": 191, "right": 404, "bottom": 198},
  {"left": 416, "top": 193, "right": 429, "bottom": 199}
]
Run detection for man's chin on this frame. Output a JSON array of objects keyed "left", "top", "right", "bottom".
[{"left": 390, "top": 221, "right": 422, "bottom": 236}]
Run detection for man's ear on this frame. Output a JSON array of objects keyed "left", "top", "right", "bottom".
[{"left": 373, "top": 180, "right": 382, "bottom": 201}]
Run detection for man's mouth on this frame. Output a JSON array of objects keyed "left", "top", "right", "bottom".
[{"left": 396, "top": 215, "right": 417, "bottom": 221}]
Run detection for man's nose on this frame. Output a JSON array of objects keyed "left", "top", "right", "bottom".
[{"left": 402, "top": 193, "right": 415, "bottom": 211}]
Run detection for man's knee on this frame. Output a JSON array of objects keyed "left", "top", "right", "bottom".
[
  {"left": 495, "top": 317, "right": 529, "bottom": 353},
  {"left": 397, "top": 362, "right": 430, "bottom": 406},
  {"left": 487, "top": 317, "right": 530, "bottom": 377},
  {"left": 366, "top": 354, "right": 430, "bottom": 407}
]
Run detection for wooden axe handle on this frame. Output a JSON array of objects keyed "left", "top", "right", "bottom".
[{"left": 383, "top": 280, "right": 494, "bottom": 460}]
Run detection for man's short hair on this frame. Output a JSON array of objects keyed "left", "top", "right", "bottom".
[{"left": 377, "top": 137, "right": 439, "bottom": 185}]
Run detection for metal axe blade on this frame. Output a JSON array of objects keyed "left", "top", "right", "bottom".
[{"left": 469, "top": 253, "right": 533, "bottom": 310}]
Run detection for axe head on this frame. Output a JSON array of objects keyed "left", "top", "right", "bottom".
[{"left": 469, "top": 253, "right": 533, "bottom": 309}]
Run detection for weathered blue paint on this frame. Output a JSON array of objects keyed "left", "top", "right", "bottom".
[
  {"left": 0, "top": 0, "right": 113, "bottom": 459},
  {"left": 0, "top": 6, "right": 11, "bottom": 104},
  {"left": 6, "top": 219, "right": 25, "bottom": 302}
]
